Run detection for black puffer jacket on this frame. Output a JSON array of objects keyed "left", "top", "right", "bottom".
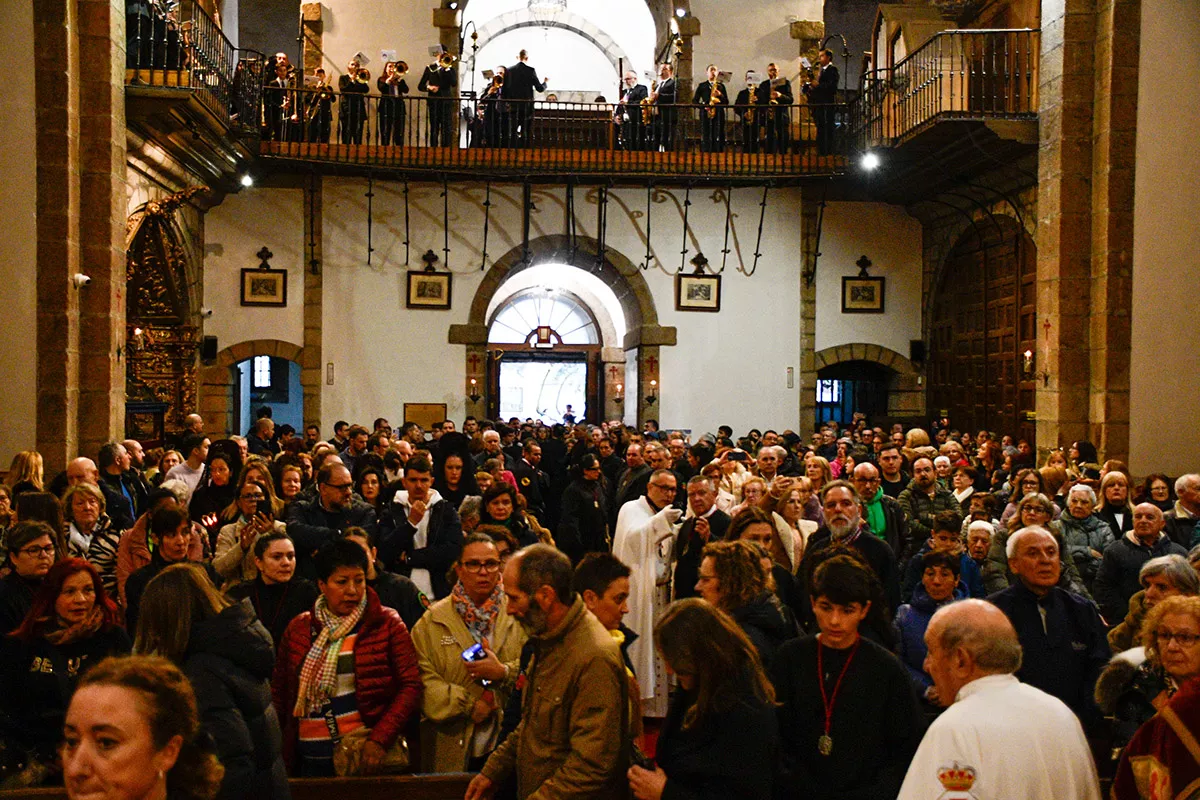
[
  {"left": 184, "top": 599, "right": 290, "bottom": 800},
  {"left": 730, "top": 592, "right": 798, "bottom": 670}
]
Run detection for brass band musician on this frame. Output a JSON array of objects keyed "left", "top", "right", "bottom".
[
  {"left": 418, "top": 51, "right": 459, "bottom": 147},
  {"left": 305, "top": 67, "right": 335, "bottom": 144},
  {"left": 337, "top": 58, "right": 370, "bottom": 145},
  {"left": 692, "top": 64, "right": 728, "bottom": 153},
  {"left": 650, "top": 63, "right": 678, "bottom": 151},
  {"left": 614, "top": 71, "right": 649, "bottom": 152},
  {"left": 377, "top": 60, "right": 409, "bottom": 146},
  {"left": 759, "top": 62, "right": 793, "bottom": 154},
  {"left": 263, "top": 59, "right": 298, "bottom": 142},
  {"left": 734, "top": 70, "right": 762, "bottom": 154}
]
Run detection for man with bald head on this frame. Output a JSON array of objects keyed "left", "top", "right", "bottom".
[
  {"left": 1094, "top": 501, "right": 1187, "bottom": 623},
  {"left": 898, "top": 599, "right": 1101, "bottom": 799},
  {"left": 285, "top": 462, "right": 378, "bottom": 579},
  {"left": 988, "top": 527, "right": 1109, "bottom": 727},
  {"left": 850, "top": 461, "right": 907, "bottom": 559}
]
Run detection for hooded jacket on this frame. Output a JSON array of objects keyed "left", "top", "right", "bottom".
[
  {"left": 729, "top": 591, "right": 798, "bottom": 670},
  {"left": 379, "top": 489, "right": 463, "bottom": 599},
  {"left": 894, "top": 584, "right": 964, "bottom": 693},
  {"left": 184, "top": 599, "right": 289, "bottom": 800}
]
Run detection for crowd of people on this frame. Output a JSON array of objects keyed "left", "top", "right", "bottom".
[{"left": 2, "top": 408, "right": 1199, "bottom": 800}]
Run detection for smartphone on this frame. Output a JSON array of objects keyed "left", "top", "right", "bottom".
[
  {"left": 729, "top": 450, "right": 748, "bottom": 462},
  {"left": 256, "top": 498, "right": 274, "bottom": 519},
  {"left": 461, "top": 643, "right": 487, "bottom": 663}
]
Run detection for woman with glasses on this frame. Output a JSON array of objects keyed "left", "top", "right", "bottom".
[
  {"left": 0, "top": 521, "right": 59, "bottom": 634},
  {"left": 214, "top": 480, "right": 288, "bottom": 588},
  {"left": 0, "top": 558, "right": 130, "bottom": 785},
  {"left": 1102, "top": 594, "right": 1200, "bottom": 779},
  {"left": 998, "top": 468, "right": 1060, "bottom": 528},
  {"left": 982, "top": 493, "right": 1091, "bottom": 597},
  {"left": 410, "top": 533, "right": 525, "bottom": 772}
]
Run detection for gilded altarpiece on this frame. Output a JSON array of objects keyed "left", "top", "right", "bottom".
[{"left": 125, "top": 188, "right": 207, "bottom": 440}]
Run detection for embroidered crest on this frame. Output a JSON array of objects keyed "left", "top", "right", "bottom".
[{"left": 936, "top": 761, "right": 978, "bottom": 799}]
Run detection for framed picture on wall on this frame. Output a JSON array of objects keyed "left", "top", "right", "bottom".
[
  {"left": 404, "top": 403, "right": 448, "bottom": 431},
  {"left": 407, "top": 270, "right": 453, "bottom": 309},
  {"left": 675, "top": 273, "right": 721, "bottom": 312},
  {"left": 240, "top": 268, "right": 288, "bottom": 307},
  {"left": 841, "top": 276, "right": 885, "bottom": 313}
]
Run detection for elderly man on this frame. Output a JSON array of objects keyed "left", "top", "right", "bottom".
[
  {"left": 474, "top": 430, "right": 515, "bottom": 470},
  {"left": 1167, "top": 473, "right": 1200, "bottom": 547},
  {"left": 988, "top": 527, "right": 1109, "bottom": 726},
  {"left": 850, "top": 461, "right": 907, "bottom": 559},
  {"left": 756, "top": 445, "right": 783, "bottom": 484},
  {"left": 1094, "top": 502, "right": 1187, "bottom": 623},
  {"left": 612, "top": 468, "right": 683, "bottom": 718},
  {"left": 97, "top": 442, "right": 141, "bottom": 522},
  {"left": 672, "top": 476, "right": 731, "bottom": 601},
  {"left": 466, "top": 545, "right": 627, "bottom": 800},
  {"left": 898, "top": 457, "right": 961, "bottom": 565},
  {"left": 284, "top": 462, "right": 378, "bottom": 579},
  {"left": 898, "top": 600, "right": 1102, "bottom": 800},
  {"left": 801, "top": 480, "right": 901, "bottom": 612}
]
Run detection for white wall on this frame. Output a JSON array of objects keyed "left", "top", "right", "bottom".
[
  {"left": 814, "top": 201, "right": 923, "bottom": 356},
  {"left": 203, "top": 187, "right": 306, "bottom": 351},
  {"left": 0, "top": 0, "right": 38, "bottom": 465},
  {"left": 689, "top": 0, "right": 821, "bottom": 86},
  {"left": 1129, "top": 0, "right": 1200, "bottom": 475},
  {"left": 319, "top": 0, "right": 440, "bottom": 84}
]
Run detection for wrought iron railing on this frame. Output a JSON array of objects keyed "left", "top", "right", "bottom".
[
  {"left": 257, "top": 87, "right": 849, "bottom": 176},
  {"left": 849, "top": 28, "right": 1039, "bottom": 149},
  {"left": 126, "top": 0, "right": 246, "bottom": 126}
]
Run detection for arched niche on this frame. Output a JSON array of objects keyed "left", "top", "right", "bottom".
[
  {"left": 198, "top": 339, "right": 306, "bottom": 436},
  {"left": 813, "top": 344, "right": 925, "bottom": 424}
]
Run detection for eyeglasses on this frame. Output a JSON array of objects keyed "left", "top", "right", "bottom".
[
  {"left": 240, "top": 493, "right": 265, "bottom": 501},
  {"left": 323, "top": 482, "right": 354, "bottom": 491},
  {"left": 461, "top": 559, "right": 502, "bottom": 574},
  {"left": 19, "top": 545, "right": 56, "bottom": 557},
  {"left": 1157, "top": 630, "right": 1200, "bottom": 647}
]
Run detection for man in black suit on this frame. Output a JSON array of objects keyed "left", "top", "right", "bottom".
[
  {"left": 673, "top": 476, "right": 732, "bottom": 600},
  {"left": 734, "top": 70, "right": 762, "bottom": 154},
  {"left": 692, "top": 64, "right": 728, "bottom": 153},
  {"left": 511, "top": 440, "right": 549, "bottom": 522},
  {"left": 418, "top": 53, "right": 458, "bottom": 147},
  {"left": 760, "top": 62, "right": 794, "bottom": 154},
  {"left": 650, "top": 62, "right": 678, "bottom": 151},
  {"left": 802, "top": 49, "right": 839, "bottom": 155},
  {"left": 502, "top": 49, "right": 548, "bottom": 147},
  {"left": 614, "top": 70, "right": 649, "bottom": 151}
]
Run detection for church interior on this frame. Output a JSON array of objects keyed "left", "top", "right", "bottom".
[{"left": 2, "top": 0, "right": 1197, "bottom": 477}]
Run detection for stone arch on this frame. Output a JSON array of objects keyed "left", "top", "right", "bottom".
[
  {"left": 198, "top": 339, "right": 305, "bottom": 437},
  {"left": 470, "top": 13, "right": 636, "bottom": 79},
  {"left": 450, "top": 234, "right": 674, "bottom": 423},
  {"left": 813, "top": 344, "right": 924, "bottom": 423}
]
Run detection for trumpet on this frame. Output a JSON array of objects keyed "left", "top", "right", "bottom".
[
  {"left": 707, "top": 81, "right": 723, "bottom": 118},
  {"left": 437, "top": 51, "right": 457, "bottom": 69}
]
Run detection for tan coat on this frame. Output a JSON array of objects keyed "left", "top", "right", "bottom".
[
  {"left": 480, "top": 596, "right": 629, "bottom": 800},
  {"left": 410, "top": 593, "right": 526, "bottom": 773}
]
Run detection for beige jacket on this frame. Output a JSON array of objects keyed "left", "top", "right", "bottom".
[
  {"left": 212, "top": 518, "right": 288, "bottom": 588},
  {"left": 410, "top": 593, "right": 526, "bottom": 773},
  {"left": 480, "top": 596, "right": 629, "bottom": 800}
]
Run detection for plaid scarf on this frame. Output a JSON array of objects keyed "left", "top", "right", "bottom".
[
  {"left": 450, "top": 579, "right": 503, "bottom": 644},
  {"left": 293, "top": 593, "right": 367, "bottom": 716}
]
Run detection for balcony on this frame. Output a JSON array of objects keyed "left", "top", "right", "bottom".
[
  {"left": 256, "top": 89, "right": 850, "bottom": 184},
  {"left": 848, "top": 28, "right": 1040, "bottom": 204},
  {"left": 125, "top": 0, "right": 260, "bottom": 195}
]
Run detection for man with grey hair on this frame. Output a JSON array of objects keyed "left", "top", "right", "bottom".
[
  {"left": 1165, "top": 473, "right": 1200, "bottom": 547},
  {"left": 988, "top": 527, "right": 1109, "bottom": 726},
  {"left": 800, "top": 480, "right": 901, "bottom": 611},
  {"left": 1107, "top": 553, "right": 1200, "bottom": 652},
  {"left": 672, "top": 475, "right": 730, "bottom": 600},
  {"left": 1095, "top": 502, "right": 1186, "bottom": 623},
  {"left": 898, "top": 599, "right": 1102, "bottom": 800}
]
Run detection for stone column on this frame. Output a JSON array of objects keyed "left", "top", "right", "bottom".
[
  {"left": 76, "top": 0, "right": 129, "bottom": 459},
  {"left": 636, "top": 346, "right": 661, "bottom": 428},
  {"left": 301, "top": 177, "right": 324, "bottom": 429},
  {"left": 301, "top": 3, "right": 322, "bottom": 77},
  {"left": 434, "top": 7, "right": 461, "bottom": 56},
  {"left": 798, "top": 195, "right": 819, "bottom": 432},
  {"left": 675, "top": 16, "right": 700, "bottom": 99},
  {"left": 601, "top": 348, "right": 626, "bottom": 422}
]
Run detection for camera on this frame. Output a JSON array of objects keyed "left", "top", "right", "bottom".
[
  {"left": 72, "top": 273, "right": 92, "bottom": 288},
  {"left": 200, "top": 306, "right": 214, "bottom": 318},
  {"left": 256, "top": 498, "right": 274, "bottom": 519}
]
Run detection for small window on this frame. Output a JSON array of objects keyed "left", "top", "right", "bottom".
[
  {"left": 816, "top": 379, "right": 841, "bottom": 403},
  {"left": 252, "top": 355, "right": 272, "bottom": 389}
]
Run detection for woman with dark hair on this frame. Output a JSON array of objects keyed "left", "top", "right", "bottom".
[
  {"left": 355, "top": 466, "right": 386, "bottom": 511},
  {"left": 227, "top": 532, "right": 319, "bottom": 648},
  {"left": 627, "top": 598, "right": 777, "bottom": 800},
  {"left": 190, "top": 451, "right": 241, "bottom": 550},
  {"left": 14, "top": 491, "right": 67, "bottom": 559},
  {"left": 135, "top": 563, "right": 289, "bottom": 800},
  {"left": 998, "top": 468, "right": 1060, "bottom": 528},
  {"left": 1138, "top": 472, "right": 1175, "bottom": 512},
  {"left": 557, "top": 453, "right": 610, "bottom": 563},
  {"left": 1069, "top": 440, "right": 1101, "bottom": 481},
  {"left": 478, "top": 483, "right": 538, "bottom": 548},
  {"left": 0, "top": 520, "right": 59, "bottom": 634},
  {"left": 63, "top": 654, "right": 225, "bottom": 800},
  {"left": 892, "top": 549, "right": 962, "bottom": 707},
  {"left": 695, "top": 539, "right": 797, "bottom": 669},
  {"left": 433, "top": 433, "right": 480, "bottom": 509},
  {"left": 273, "top": 539, "right": 421, "bottom": 777},
  {"left": 729, "top": 506, "right": 801, "bottom": 614},
  {"left": 213, "top": 480, "right": 287, "bottom": 588},
  {"left": 0, "top": 559, "right": 130, "bottom": 783},
  {"left": 125, "top": 503, "right": 219, "bottom": 632}
]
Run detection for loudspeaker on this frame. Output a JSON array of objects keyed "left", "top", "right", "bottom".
[
  {"left": 909, "top": 340, "right": 926, "bottom": 364},
  {"left": 201, "top": 335, "right": 218, "bottom": 363}
]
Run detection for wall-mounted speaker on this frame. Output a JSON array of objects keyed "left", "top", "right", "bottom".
[
  {"left": 201, "top": 335, "right": 218, "bottom": 363},
  {"left": 909, "top": 340, "right": 926, "bottom": 364}
]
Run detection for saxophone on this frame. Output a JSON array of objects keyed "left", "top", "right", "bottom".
[
  {"left": 707, "top": 81, "right": 723, "bottom": 119},
  {"left": 744, "top": 84, "right": 757, "bottom": 124},
  {"left": 641, "top": 80, "right": 656, "bottom": 124}
]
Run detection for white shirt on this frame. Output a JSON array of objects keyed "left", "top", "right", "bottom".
[
  {"left": 165, "top": 461, "right": 204, "bottom": 496},
  {"left": 392, "top": 488, "right": 444, "bottom": 597},
  {"left": 612, "top": 497, "right": 679, "bottom": 701},
  {"left": 897, "top": 674, "right": 1101, "bottom": 800}
]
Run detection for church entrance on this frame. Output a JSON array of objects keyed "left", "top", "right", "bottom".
[{"left": 232, "top": 355, "right": 304, "bottom": 436}]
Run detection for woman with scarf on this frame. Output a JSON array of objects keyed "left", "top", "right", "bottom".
[
  {"left": 410, "top": 533, "right": 525, "bottom": 772},
  {"left": 273, "top": 538, "right": 421, "bottom": 777},
  {"left": 63, "top": 483, "right": 123, "bottom": 602},
  {"left": 0, "top": 559, "right": 130, "bottom": 784}
]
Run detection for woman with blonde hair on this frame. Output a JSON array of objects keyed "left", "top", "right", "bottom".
[
  {"left": 771, "top": 488, "right": 814, "bottom": 572},
  {"left": 63, "top": 483, "right": 122, "bottom": 600},
  {"left": 1097, "top": 469, "right": 1136, "bottom": 536},
  {"left": 729, "top": 476, "right": 768, "bottom": 517},
  {"left": 135, "top": 563, "right": 289, "bottom": 800},
  {"left": 5, "top": 450, "right": 44, "bottom": 493},
  {"left": 804, "top": 455, "right": 833, "bottom": 496}
]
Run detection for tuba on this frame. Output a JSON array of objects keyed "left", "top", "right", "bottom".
[{"left": 707, "top": 81, "right": 723, "bottom": 118}]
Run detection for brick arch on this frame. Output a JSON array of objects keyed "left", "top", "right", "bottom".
[
  {"left": 813, "top": 344, "right": 925, "bottom": 424},
  {"left": 198, "top": 339, "right": 305, "bottom": 437}
]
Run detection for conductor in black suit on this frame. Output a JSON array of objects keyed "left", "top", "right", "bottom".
[
  {"left": 418, "top": 54, "right": 458, "bottom": 147},
  {"left": 802, "top": 48, "right": 839, "bottom": 155},
  {"left": 692, "top": 64, "right": 728, "bottom": 153},
  {"left": 673, "top": 476, "right": 732, "bottom": 600},
  {"left": 650, "top": 62, "right": 678, "bottom": 151},
  {"left": 760, "top": 62, "right": 794, "bottom": 154},
  {"left": 502, "top": 49, "right": 548, "bottom": 147},
  {"left": 615, "top": 70, "right": 649, "bottom": 151}
]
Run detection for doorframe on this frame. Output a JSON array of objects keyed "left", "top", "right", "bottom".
[{"left": 487, "top": 344, "right": 602, "bottom": 423}]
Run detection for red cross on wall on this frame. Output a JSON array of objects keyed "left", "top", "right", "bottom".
[{"left": 468, "top": 353, "right": 481, "bottom": 372}]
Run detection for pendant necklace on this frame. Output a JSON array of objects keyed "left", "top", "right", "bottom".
[{"left": 816, "top": 636, "right": 860, "bottom": 757}]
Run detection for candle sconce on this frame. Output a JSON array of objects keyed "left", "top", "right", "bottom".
[{"left": 644, "top": 379, "right": 658, "bottom": 407}]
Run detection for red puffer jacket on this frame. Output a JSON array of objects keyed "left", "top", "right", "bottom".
[{"left": 272, "top": 587, "right": 422, "bottom": 769}]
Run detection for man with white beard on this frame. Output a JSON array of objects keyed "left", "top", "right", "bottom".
[
  {"left": 612, "top": 468, "right": 683, "bottom": 718},
  {"left": 799, "top": 479, "right": 902, "bottom": 612}
]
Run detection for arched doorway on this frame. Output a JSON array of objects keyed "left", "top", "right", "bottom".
[
  {"left": 198, "top": 340, "right": 305, "bottom": 436},
  {"left": 233, "top": 355, "right": 304, "bottom": 436},
  {"left": 927, "top": 216, "right": 1037, "bottom": 443},
  {"left": 812, "top": 345, "right": 923, "bottom": 427}
]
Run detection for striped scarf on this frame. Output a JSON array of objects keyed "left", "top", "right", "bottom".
[{"left": 294, "top": 594, "right": 367, "bottom": 716}]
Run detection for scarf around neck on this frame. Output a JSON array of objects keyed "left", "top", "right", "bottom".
[
  {"left": 45, "top": 605, "right": 105, "bottom": 646},
  {"left": 294, "top": 593, "right": 368, "bottom": 716},
  {"left": 451, "top": 579, "right": 503, "bottom": 644},
  {"left": 864, "top": 487, "right": 887, "bottom": 538}
]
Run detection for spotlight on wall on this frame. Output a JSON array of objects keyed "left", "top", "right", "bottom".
[
  {"left": 200, "top": 306, "right": 214, "bottom": 318},
  {"left": 861, "top": 152, "right": 881, "bottom": 171},
  {"left": 613, "top": 383, "right": 625, "bottom": 404},
  {"left": 675, "top": 7, "right": 687, "bottom": 17},
  {"left": 240, "top": 174, "right": 254, "bottom": 188},
  {"left": 468, "top": 377, "right": 481, "bottom": 403},
  {"left": 72, "top": 273, "right": 92, "bottom": 289}
]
